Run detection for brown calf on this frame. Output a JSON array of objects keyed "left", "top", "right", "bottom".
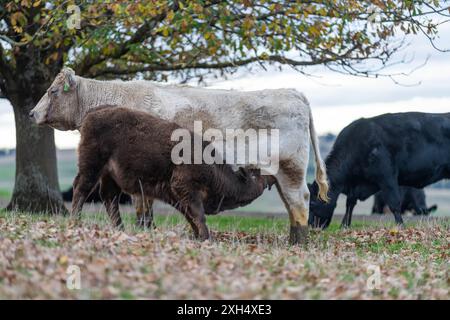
[{"left": 72, "top": 106, "right": 274, "bottom": 240}]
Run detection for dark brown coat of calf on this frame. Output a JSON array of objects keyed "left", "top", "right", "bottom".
[{"left": 72, "top": 106, "right": 273, "bottom": 240}]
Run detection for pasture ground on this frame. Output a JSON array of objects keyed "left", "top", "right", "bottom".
[{"left": 0, "top": 210, "right": 448, "bottom": 299}]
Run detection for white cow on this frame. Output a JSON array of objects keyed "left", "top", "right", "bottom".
[{"left": 30, "top": 68, "right": 328, "bottom": 244}]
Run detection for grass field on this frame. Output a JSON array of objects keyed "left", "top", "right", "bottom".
[{"left": 0, "top": 210, "right": 448, "bottom": 299}]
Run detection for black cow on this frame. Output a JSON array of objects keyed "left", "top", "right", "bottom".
[
  {"left": 308, "top": 112, "right": 450, "bottom": 228},
  {"left": 372, "top": 187, "right": 437, "bottom": 215}
]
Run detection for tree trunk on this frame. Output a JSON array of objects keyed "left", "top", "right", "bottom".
[{"left": 6, "top": 100, "right": 67, "bottom": 214}]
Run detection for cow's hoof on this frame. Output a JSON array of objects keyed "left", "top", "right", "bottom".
[
  {"left": 396, "top": 223, "right": 405, "bottom": 229},
  {"left": 390, "top": 224, "right": 404, "bottom": 234},
  {"left": 197, "top": 233, "right": 210, "bottom": 242},
  {"left": 195, "top": 227, "right": 210, "bottom": 241},
  {"left": 136, "top": 221, "right": 155, "bottom": 229},
  {"left": 289, "top": 224, "right": 308, "bottom": 245},
  {"left": 69, "top": 215, "right": 83, "bottom": 226},
  {"left": 69, "top": 220, "right": 82, "bottom": 228},
  {"left": 116, "top": 223, "right": 125, "bottom": 231}
]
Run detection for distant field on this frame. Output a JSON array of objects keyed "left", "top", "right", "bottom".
[
  {"left": 1, "top": 149, "right": 450, "bottom": 217},
  {"left": 0, "top": 149, "right": 77, "bottom": 197}
]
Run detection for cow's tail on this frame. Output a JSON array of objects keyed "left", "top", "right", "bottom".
[{"left": 309, "top": 108, "right": 329, "bottom": 202}]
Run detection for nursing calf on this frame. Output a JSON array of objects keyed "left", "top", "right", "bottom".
[
  {"left": 72, "top": 107, "right": 274, "bottom": 240},
  {"left": 309, "top": 112, "right": 450, "bottom": 228}
]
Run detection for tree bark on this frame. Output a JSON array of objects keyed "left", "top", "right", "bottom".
[{"left": 6, "top": 99, "right": 67, "bottom": 214}]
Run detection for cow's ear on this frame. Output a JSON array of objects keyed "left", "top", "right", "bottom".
[{"left": 62, "top": 67, "right": 76, "bottom": 91}]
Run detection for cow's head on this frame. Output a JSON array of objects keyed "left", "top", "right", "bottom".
[
  {"left": 237, "top": 168, "right": 276, "bottom": 191},
  {"left": 308, "top": 182, "right": 336, "bottom": 229},
  {"left": 29, "top": 67, "right": 79, "bottom": 130}
]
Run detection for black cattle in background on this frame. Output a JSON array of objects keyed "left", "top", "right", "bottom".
[
  {"left": 308, "top": 112, "right": 450, "bottom": 229},
  {"left": 62, "top": 186, "right": 132, "bottom": 204},
  {"left": 372, "top": 187, "right": 437, "bottom": 215}
]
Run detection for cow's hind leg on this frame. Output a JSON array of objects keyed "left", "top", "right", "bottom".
[
  {"left": 100, "top": 174, "right": 124, "bottom": 230},
  {"left": 341, "top": 197, "right": 357, "bottom": 228},
  {"left": 379, "top": 181, "right": 404, "bottom": 226},
  {"left": 276, "top": 160, "right": 310, "bottom": 245}
]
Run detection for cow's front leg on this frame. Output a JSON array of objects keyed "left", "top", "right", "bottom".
[{"left": 275, "top": 162, "right": 310, "bottom": 245}]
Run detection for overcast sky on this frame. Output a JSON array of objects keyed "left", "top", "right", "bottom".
[{"left": 0, "top": 24, "right": 449, "bottom": 149}]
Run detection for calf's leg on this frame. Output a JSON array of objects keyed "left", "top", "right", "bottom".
[
  {"left": 71, "top": 173, "right": 98, "bottom": 220},
  {"left": 72, "top": 140, "right": 107, "bottom": 221},
  {"left": 142, "top": 198, "right": 155, "bottom": 228},
  {"left": 171, "top": 170, "right": 208, "bottom": 240},
  {"left": 134, "top": 195, "right": 155, "bottom": 229},
  {"left": 100, "top": 175, "right": 124, "bottom": 230},
  {"left": 183, "top": 211, "right": 200, "bottom": 238},
  {"left": 71, "top": 174, "right": 83, "bottom": 218},
  {"left": 184, "top": 196, "right": 209, "bottom": 241}
]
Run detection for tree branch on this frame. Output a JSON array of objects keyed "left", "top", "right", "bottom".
[
  {"left": 89, "top": 53, "right": 344, "bottom": 78},
  {"left": 0, "top": 1, "right": 63, "bottom": 48},
  {"left": 74, "top": 0, "right": 226, "bottom": 76}
]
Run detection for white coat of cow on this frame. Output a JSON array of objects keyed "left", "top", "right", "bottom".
[{"left": 30, "top": 68, "right": 328, "bottom": 244}]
